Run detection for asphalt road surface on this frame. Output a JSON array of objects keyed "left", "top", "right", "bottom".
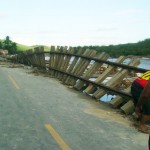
[{"left": 0, "top": 64, "right": 148, "bottom": 150}]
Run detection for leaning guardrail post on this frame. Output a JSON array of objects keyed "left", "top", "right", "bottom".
[
  {"left": 58, "top": 47, "right": 74, "bottom": 80},
  {"left": 50, "top": 46, "right": 60, "bottom": 77},
  {"left": 55, "top": 46, "right": 68, "bottom": 78},
  {"left": 39, "top": 46, "right": 46, "bottom": 69},
  {"left": 74, "top": 52, "right": 109, "bottom": 90},
  {"left": 84, "top": 56, "right": 126, "bottom": 94},
  {"left": 93, "top": 58, "right": 140, "bottom": 99},
  {"left": 65, "top": 49, "right": 95, "bottom": 85},
  {"left": 109, "top": 86, "right": 131, "bottom": 108},
  {"left": 69, "top": 50, "right": 97, "bottom": 86},
  {"left": 120, "top": 100, "right": 135, "bottom": 115},
  {"left": 64, "top": 49, "right": 90, "bottom": 84},
  {"left": 26, "top": 49, "right": 34, "bottom": 66},
  {"left": 34, "top": 47, "right": 43, "bottom": 68},
  {"left": 49, "top": 46, "right": 56, "bottom": 75},
  {"left": 61, "top": 48, "right": 83, "bottom": 83}
]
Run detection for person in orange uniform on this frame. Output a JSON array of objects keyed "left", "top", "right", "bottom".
[{"left": 131, "top": 70, "right": 150, "bottom": 133}]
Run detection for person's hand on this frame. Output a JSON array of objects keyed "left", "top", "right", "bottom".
[{"left": 135, "top": 106, "right": 142, "bottom": 119}]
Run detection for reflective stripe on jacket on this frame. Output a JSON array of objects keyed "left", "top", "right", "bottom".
[{"left": 135, "top": 71, "right": 150, "bottom": 88}]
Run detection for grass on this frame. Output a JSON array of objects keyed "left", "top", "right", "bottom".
[
  {"left": 1, "top": 39, "right": 50, "bottom": 52},
  {"left": 17, "top": 44, "right": 50, "bottom": 52},
  {"left": 17, "top": 43, "right": 32, "bottom": 51}
]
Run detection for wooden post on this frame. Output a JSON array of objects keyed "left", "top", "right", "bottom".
[
  {"left": 84, "top": 56, "right": 126, "bottom": 94},
  {"left": 64, "top": 49, "right": 91, "bottom": 84},
  {"left": 61, "top": 49, "right": 83, "bottom": 83},
  {"left": 55, "top": 46, "right": 67, "bottom": 78},
  {"left": 33, "top": 46, "right": 46, "bottom": 70},
  {"left": 39, "top": 46, "right": 46, "bottom": 68},
  {"left": 120, "top": 100, "right": 135, "bottom": 115},
  {"left": 109, "top": 86, "right": 131, "bottom": 108},
  {"left": 93, "top": 58, "right": 140, "bottom": 99},
  {"left": 58, "top": 47, "right": 74, "bottom": 80},
  {"left": 50, "top": 46, "right": 60, "bottom": 77},
  {"left": 27, "top": 49, "right": 37, "bottom": 67},
  {"left": 68, "top": 50, "right": 97, "bottom": 86},
  {"left": 33, "top": 47, "right": 41, "bottom": 67},
  {"left": 20, "top": 50, "right": 31, "bottom": 65},
  {"left": 25, "top": 50, "right": 34, "bottom": 66},
  {"left": 49, "top": 46, "right": 55, "bottom": 75},
  {"left": 74, "top": 52, "right": 109, "bottom": 90}
]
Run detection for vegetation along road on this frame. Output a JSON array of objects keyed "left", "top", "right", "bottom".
[{"left": 0, "top": 63, "right": 148, "bottom": 150}]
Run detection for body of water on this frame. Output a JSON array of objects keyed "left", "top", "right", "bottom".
[
  {"left": 108, "top": 57, "right": 150, "bottom": 70},
  {"left": 138, "top": 58, "right": 150, "bottom": 70}
]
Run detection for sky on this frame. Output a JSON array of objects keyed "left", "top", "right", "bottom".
[{"left": 0, "top": 0, "right": 150, "bottom": 47}]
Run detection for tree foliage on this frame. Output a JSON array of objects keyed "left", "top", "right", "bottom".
[
  {"left": 0, "top": 41, "right": 2, "bottom": 49},
  {"left": 74, "top": 38, "right": 150, "bottom": 57},
  {"left": 0, "top": 36, "right": 17, "bottom": 54}
]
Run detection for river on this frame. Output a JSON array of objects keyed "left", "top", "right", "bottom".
[
  {"left": 108, "top": 57, "right": 150, "bottom": 70},
  {"left": 138, "top": 58, "right": 150, "bottom": 70}
]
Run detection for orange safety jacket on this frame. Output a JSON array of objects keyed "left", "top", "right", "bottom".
[{"left": 135, "top": 71, "right": 150, "bottom": 88}]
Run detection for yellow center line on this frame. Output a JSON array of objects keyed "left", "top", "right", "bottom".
[
  {"left": 8, "top": 75, "right": 20, "bottom": 90},
  {"left": 45, "top": 124, "right": 71, "bottom": 150}
]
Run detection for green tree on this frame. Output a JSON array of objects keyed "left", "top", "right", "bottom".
[
  {"left": 2, "top": 36, "right": 17, "bottom": 54},
  {"left": 11, "top": 42, "right": 17, "bottom": 53},
  {"left": 73, "top": 38, "right": 150, "bottom": 57},
  {"left": 4, "top": 36, "right": 11, "bottom": 45},
  {"left": 0, "top": 41, "right": 2, "bottom": 49}
]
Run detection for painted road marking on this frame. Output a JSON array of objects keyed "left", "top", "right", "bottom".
[
  {"left": 8, "top": 75, "right": 20, "bottom": 90},
  {"left": 45, "top": 124, "right": 70, "bottom": 150}
]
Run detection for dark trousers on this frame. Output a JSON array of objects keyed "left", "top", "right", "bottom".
[{"left": 131, "top": 81, "right": 143, "bottom": 106}]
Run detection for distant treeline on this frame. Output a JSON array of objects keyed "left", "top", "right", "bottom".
[
  {"left": 1, "top": 36, "right": 150, "bottom": 56},
  {"left": 74, "top": 38, "right": 150, "bottom": 57}
]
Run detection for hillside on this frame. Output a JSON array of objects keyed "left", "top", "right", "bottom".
[
  {"left": 1, "top": 37, "right": 150, "bottom": 56},
  {"left": 74, "top": 38, "right": 150, "bottom": 57},
  {"left": 17, "top": 44, "right": 50, "bottom": 52},
  {"left": 17, "top": 43, "right": 32, "bottom": 51},
  {"left": 0, "top": 38, "right": 50, "bottom": 52},
  {"left": 16, "top": 38, "right": 150, "bottom": 56}
]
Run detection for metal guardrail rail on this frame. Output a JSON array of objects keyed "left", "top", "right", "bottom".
[
  {"left": 48, "top": 51, "right": 147, "bottom": 73},
  {"left": 48, "top": 66, "right": 133, "bottom": 99}
]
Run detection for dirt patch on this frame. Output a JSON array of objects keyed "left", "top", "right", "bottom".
[
  {"left": 84, "top": 108, "right": 132, "bottom": 125},
  {"left": 84, "top": 100, "right": 135, "bottom": 127}
]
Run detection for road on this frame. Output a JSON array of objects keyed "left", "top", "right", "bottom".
[{"left": 0, "top": 64, "right": 148, "bottom": 150}]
